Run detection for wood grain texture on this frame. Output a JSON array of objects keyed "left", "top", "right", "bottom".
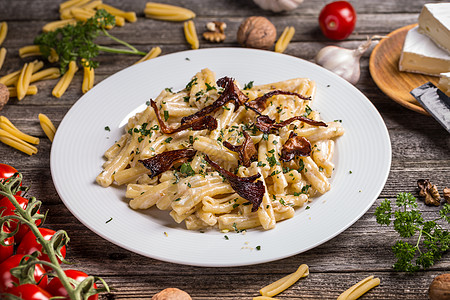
[{"left": 0, "top": 0, "right": 450, "bottom": 299}]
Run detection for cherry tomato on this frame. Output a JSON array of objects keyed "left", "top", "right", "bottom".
[
  {"left": 318, "top": 1, "right": 356, "bottom": 40},
  {"left": 7, "top": 284, "right": 52, "bottom": 300},
  {"left": 0, "top": 163, "right": 22, "bottom": 195},
  {"left": 17, "top": 228, "right": 67, "bottom": 271},
  {"left": 0, "top": 254, "right": 48, "bottom": 292},
  {"left": 0, "top": 195, "right": 42, "bottom": 244},
  {"left": 0, "top": 226, "right": 14, "bottom": 264},
  {"left": 46, "top": 269, "right": 99, "bottom": 300}
]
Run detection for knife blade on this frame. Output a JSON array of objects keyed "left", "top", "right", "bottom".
[{"left": 410, "top": 82, "right": 450, "bottom": 133}]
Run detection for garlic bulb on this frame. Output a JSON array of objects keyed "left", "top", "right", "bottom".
[
  {"left": 315, "top": 38, "right": 374, "bottom": 85},
  {"left": 253, "top": 0, "right": 303, "bottom": 12}
]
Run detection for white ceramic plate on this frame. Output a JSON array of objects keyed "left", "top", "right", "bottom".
[{"left": 51, "top": 48, "right": 391, "bottom": 267}]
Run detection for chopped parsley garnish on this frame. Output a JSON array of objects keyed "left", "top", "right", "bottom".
[
  {"left": 304, "top": 105, "right": 313, "bottom": 116},
  {"left": 180, "top": 162, "right": 195, "bottom": 176},
  {"left": 185, "top": 77, "right": 197, "bottom": 90},
  {"left": 104, "top": 126, "right": 110, "bottom": 131},
  {"left": 164, "top": 110, "right": 169, "bottom": 121},
  {"left": 256, "top": 245, "right": 261, "bottom": 250},
  {"left": 165, "top": 87, "right": 173, "bottom": 93},
  {"left": 205, "top": 82, "right": 216, "bottom": 91},
  {"left": 243, "top": 81, "right": 254, "bottom": 90},
  {"left": 266, "top": 153, "right": 280, "bottom": 167},
  {"left": 224, "top": 235, "right": 229, "bottom": 240},
  {"left": 105, "top": 217, "right": 113, "bottom": 223},
  {"left": 164, "top": 137, "right": 173, "bottom": 143}
]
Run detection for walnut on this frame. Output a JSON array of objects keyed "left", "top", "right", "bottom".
[
  {"left": 429, "top": 274, "right": 450, "bottom": 300},
  {"left": 444, "top": 187, "right": 450, "bottom": 204},
  {"left": 151, "top": 288, "right": 192, "bottom": 300},
  {"left": 0, "top": 83, "right": 9, "bottom": 111},
  {"left": 417, "top": 179, "right": 441, "bottom": 206},
  {"left": 237, "top": 16, "right": 277, "bottom": 49},
  {"left": 203, "top": 21, "right": 226, "bottom": 43}
]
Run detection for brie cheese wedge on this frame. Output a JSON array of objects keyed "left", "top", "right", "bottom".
[
  {"left": 399, "top": 26, "right": 450, "bottom": 76},
  {"left": 418, "top": 3, "right": 450, "bottom": 54},
  {"left": 439, "top": 72, "right": 450, "bottom": 96}
]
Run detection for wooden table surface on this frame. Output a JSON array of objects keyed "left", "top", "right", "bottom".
[{"left": 1, "top": 0, "right": 449, "bottom": 299}]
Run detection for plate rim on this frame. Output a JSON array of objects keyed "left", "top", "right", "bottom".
[{"left": 50, "top": 47, "right": 392, "bottom": 267}]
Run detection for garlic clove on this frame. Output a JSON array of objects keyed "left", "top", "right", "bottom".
[
  {"left": 315, "top": 37, "right": 378, "bottom": 85},
  {"left": 253, "top": 0, "right": 303, "bottom": 13}
]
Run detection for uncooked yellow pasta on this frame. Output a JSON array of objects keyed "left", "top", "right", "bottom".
[
  {"left": 0, "top": 60, "right": 44, "bottom": 86},
  {"left": 52, "top": 60, "right": 79, "bottom": 98},
  {"left": 98, "top": 3, "right": 137, "bottom": 22},
  {"left": 82, "top": 63, "right": 95, "bottom": 93},
  {"left": 144, "top": 2, "right": 195, "bottom": 21},
  {"left": 184, "top": 20, "right": 199, "bottom": 49},
  {"left": 275, "top": 26, "right": 295, "bottom": 53},
  {"left": 16, "top": 62, "right": 35, "bottom": 101},
  {"left": 59, "top": 0, "right": 90, "bottom": 12},
  {"left": 38, "top": 113, "right": 57, "bottom": 142},
  {"left": 30, "top": 68, "right": 60, "bottom": 83},
  {"left": 42, "top": 19, "right": 77, "bottom": 32},
  {"left": 0, "top": 22, "right": 7, "bottom": 46},
  {"left": 0, "top": 129, "right": 38, "bottom": 156},
  {"left": 97, "top": 69, "right": 344, "bottom": 231},
  {"left": 337, "top": 276, "right": 380, "bottom": 300},
  {"left": 259, "top": 264, "right": 309, "bottom": 297},
  {"left": 8, "top": 86, "right": 38, "bottom": 98},
  {"left": 0, "top": 115, "right": 39, "bottom": 145},
  {"left": 0, "top": 48, "right": 6, "bottom": 71},
  {"left": 134, "top": 47, "right": 162, "bottom": 65}
]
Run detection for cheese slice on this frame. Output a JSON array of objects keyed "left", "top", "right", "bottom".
[
  {"left": 439, "top": 72, "right": 450, "bottom": 96},
  {"left": 399, "top": 26, "right": 450, "bottom": 76},
  {"left": 418, "top": 3, "right": 450, "bottom": 54}
]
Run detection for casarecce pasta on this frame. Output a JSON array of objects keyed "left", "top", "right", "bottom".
[{"left": 96, "top": 68, "right": 344, "bottom": 231}]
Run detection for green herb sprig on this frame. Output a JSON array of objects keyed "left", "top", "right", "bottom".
[
  {"left": 375, "top": 192, "right": 450, "bottom": 272},
  {"left": 34, "top": 9, "right": 145, "bottom": 74}
]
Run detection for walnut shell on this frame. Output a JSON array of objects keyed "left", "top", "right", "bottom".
[
  {"left": 151, "top": 288, "right": 192, "bottom": 300},
  {"left": 0, "top": 83, "right": 9, "bottom": 111},
  {"left": 429, "top": 274, "right": 450, "bottom": 300},
  {"left": 237, "top": 16, "right": 277, "bottom": 49}
]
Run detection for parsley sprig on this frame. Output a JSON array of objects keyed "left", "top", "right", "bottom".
[
  {"left": 375, "top": 192, "right": 450, "bottom": 272},
  {"left": 34, "top": 9, "right": 145, "bottom": 74}
]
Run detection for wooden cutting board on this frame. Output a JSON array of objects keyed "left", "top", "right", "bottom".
[{"left": 369, "top": 23, "right": 440, "bottom": 116}]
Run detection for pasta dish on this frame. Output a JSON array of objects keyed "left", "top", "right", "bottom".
[{"left": 96, "top": 68, "right": 344, "bottom": 231}]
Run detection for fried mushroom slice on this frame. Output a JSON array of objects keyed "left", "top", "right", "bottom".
[
  {"left": 139, "top": 149, "right": 197, "bottom": 178},
  {"left": 181, "top": 76, "right": 248, "bottom": 124},
  {"left": 280, "top": 131, "right": 312, "bottom": 162},
  {"left": 245, "top": 90, "right": 312, "bottom": 114},
  {"left": 223, "top": 131, "right": 257, "bottom": 167},
  {"left": 204, "top": 155, "right": 264, "bottom": 212},
  {"left": 150, "top": 99, "right": 217, "bottom": 134},
  {"left": 255, "top": 115, "right": 327, "bottom": 134}
]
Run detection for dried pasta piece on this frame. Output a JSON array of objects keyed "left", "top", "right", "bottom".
[
  {"left": 82, "top": 62, "right": 95, "bottom": 93},
  {"left": 259, "top": 264, "right": 309, "bottom": 297},
  {"left": 337, "top": 275, "right": 380, "bottom": 300},
  {"left": 42, "top": 19, "right": 77, "bottom": 32},
  {"left": 0, "top": 48, "right": 6, "bottom": 71},
  {"left": 30, "top": 68, "right": 60, "bottom": 83},
  {"left": 144, "top": 2, "right": 195, "bottom": 21},
  {"left": 0, "top": 60, "right": 44, "bottom": 86},
  {"left": 184, "top": 20, "right": 199, "bottom": 49},
  {"left": 0, "top": 129, "right": 38, "bottom": 156},
  {"left": 0, "top": 22, "right": 7, "bottom": 46},
  {"left": 59, "top": 0, "right": 90, "bottom": 12},
  {"left": 52, "top": 60, "right": 79, "bottom": 98},
  {"left": 0, "top": 115, "right": 40, "bottom": 145},
  {"left": 98, "top": 3, "right": 137, "bottom": 22},
  {"left": 134, "top": 47, "right": 161, "bottom": 65},
  {"left": 16, "top": 62, "right": 35, "bottom": 101},
  {"left": 275, "top": 26, "right": 295, "bottom": 53},
  {"left": 8, "top": 86, "right": 38, "bottom": 98},
  {"left": 19, "top": 45, "right": 58, "bottom": 62},
  {"left": 38, "top": 113, "right": 57, "bottom": 142}
]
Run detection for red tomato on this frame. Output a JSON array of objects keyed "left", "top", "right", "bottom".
[
  {"left": 46, "top": 269, "right": 99, "bottom": 300},
  {"left": 0, "top": 195, "right": 42, "bottom": 243},
  {"left": 6, "top": 284, "right": 52, "bottom": 300},
  {"left": 0, "top": 254, "right": 48, "bottom": 292},
  {"left": 0, "top": 163, "right": 22, "bottom": 195},
  {"left": 17, "top": 228, "right": 67, "bottom": 271},
  {"left": 0, "top": 226, "right": 14, "bottom": 264},
  {"left": 318, "top": 1, "right": 356, "bottom": 40}
]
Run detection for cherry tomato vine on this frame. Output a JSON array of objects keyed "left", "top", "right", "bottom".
[{"left": 0, "top": 166, "right": 108, "bottom": 299}]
